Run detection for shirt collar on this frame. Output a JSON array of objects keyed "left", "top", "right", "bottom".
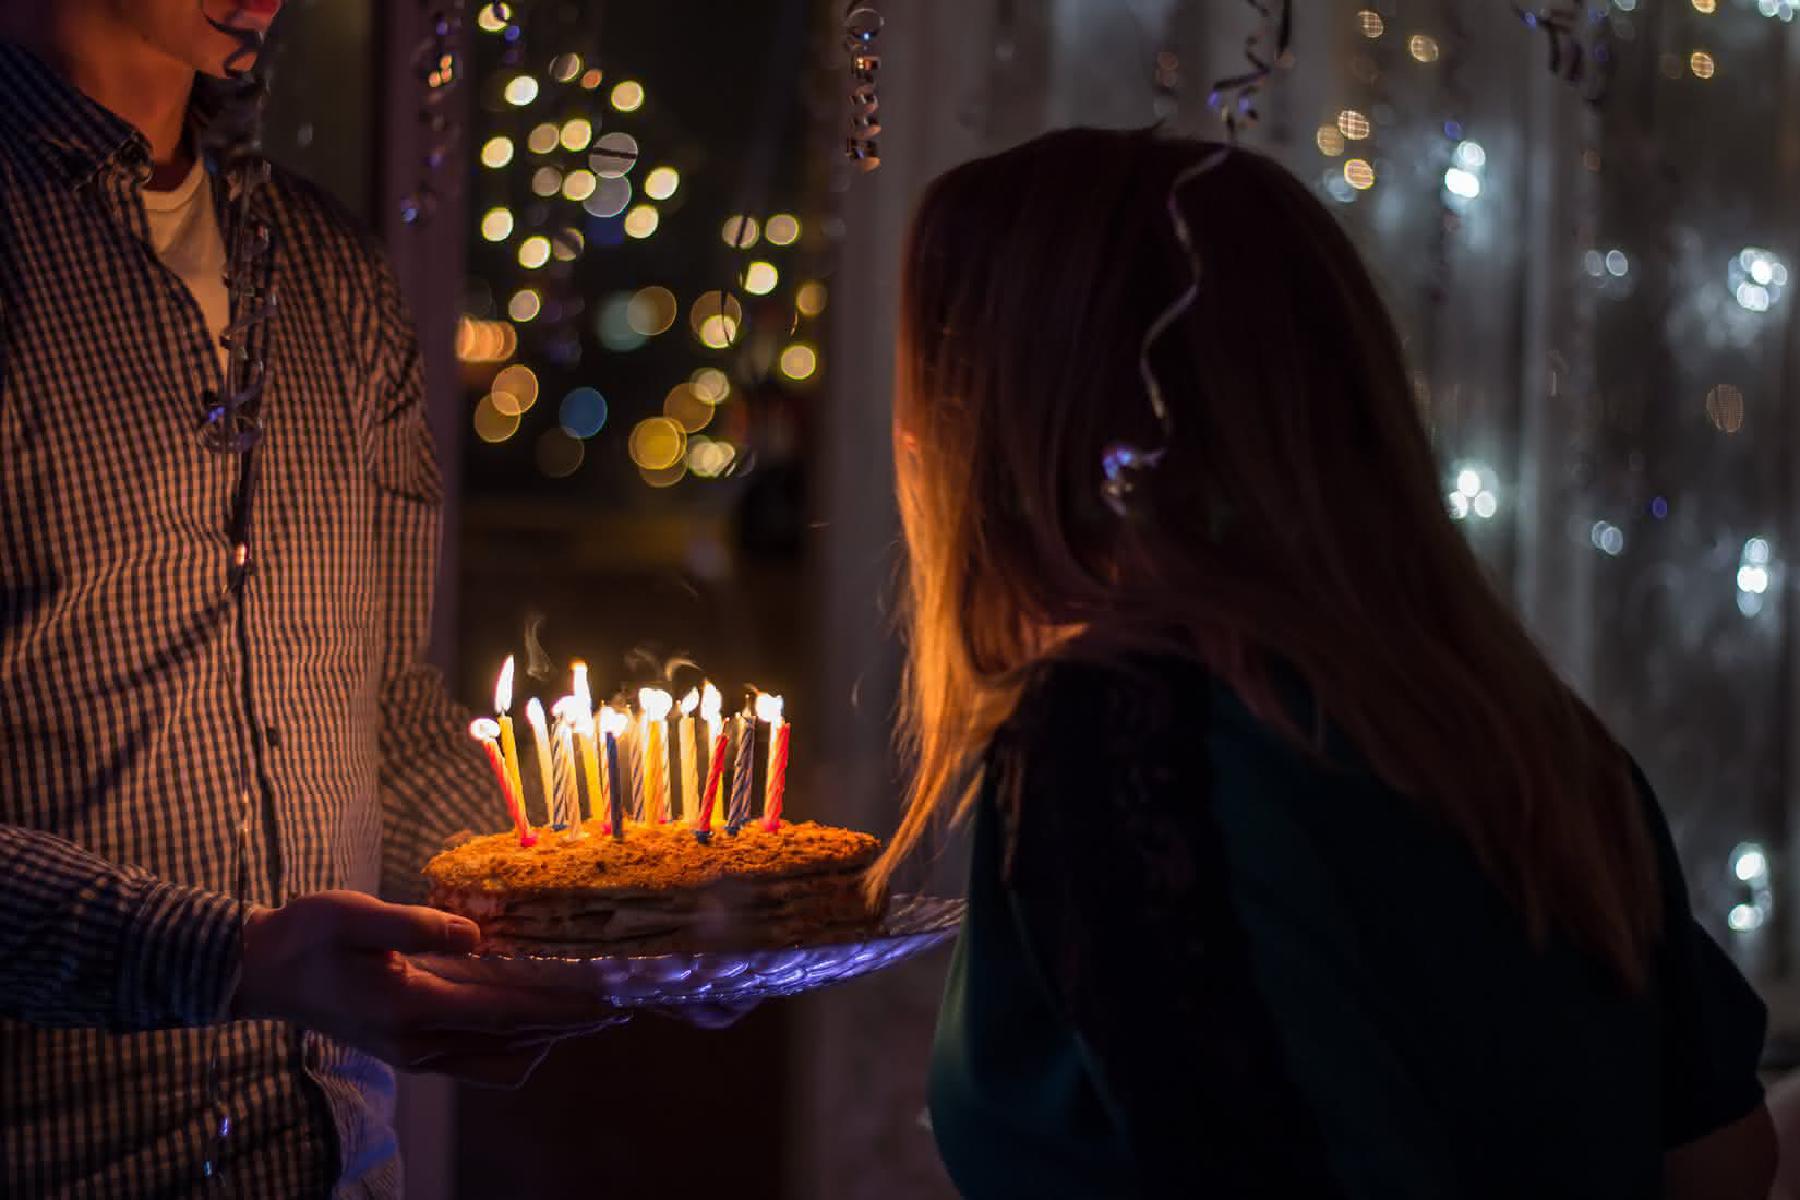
[{"left": 0, "top": 40, "right": 156, "bottom": 189}]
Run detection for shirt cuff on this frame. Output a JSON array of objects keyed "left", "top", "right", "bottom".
[{"left": 116, "top": 878, "right": 249, "bottom": 1028}]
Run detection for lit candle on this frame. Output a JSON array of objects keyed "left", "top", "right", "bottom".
[
  {"left": 568, "top": 666, "right": 606, "bottom": 827},
  {"left": 700, "top": 683, "right": 724, "bottom": 829},
  {"left": 494, "top": 656, "right": 528, "bottom": 827},
  {"left": 600, "top": 705, "right": 628, "bottom": 839},
  {"left": 524, "top": 697, "right": 557, "bottom": 830},
  {"left": 469, "top": 717, "right": 535, "bottom": 847},
  {"left": 757, "top": 693, "right": 789, "bottom": 831},
  {"left": 549, "top": 699, "right": 584, "bottom": 836},
  {"left": 639, "top": 687, "right": 672, "bottom": 824},
  {"left": 677, "top": 688, "right": 700, "bottom": 825},
  {"left": 727, "top": 707, "right": 755, "bottom": 830}
]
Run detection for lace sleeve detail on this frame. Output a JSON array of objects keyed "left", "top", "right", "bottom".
[{"left": 992, "top": 657, "right": 1342, "bottom": 1197}]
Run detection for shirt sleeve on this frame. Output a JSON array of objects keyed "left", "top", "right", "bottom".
[
  {"left": 361, "top": 251, "right": 497, "bottom": 903},
  {"left": 991, "top": 658, "right": 1345, "bottom": 1197},
  {"left": 1638, "top": 766, "right": 1769, "bottom": 1147},
  {"left": 0, "top": 825, "right": 246, "bottom": 1030}
]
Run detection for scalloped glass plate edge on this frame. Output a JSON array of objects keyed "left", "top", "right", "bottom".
[{"left": 414, "top": 894, "right": 965, "bottom": 1008}]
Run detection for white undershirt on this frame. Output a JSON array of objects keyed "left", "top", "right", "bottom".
[{"left": 140, "top": 154, "right": 231, "bottom": 378}]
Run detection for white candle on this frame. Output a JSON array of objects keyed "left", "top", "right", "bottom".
[
  {"left": 524, "top": 697, "right": 557, "bottom": 830},
  {"left": 678, "top": 688, "right": 700, "bottom": 824}
]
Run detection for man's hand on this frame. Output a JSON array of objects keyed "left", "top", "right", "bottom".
[{"left": 232, "top": 890, "right": 618, "bottom": 1088}]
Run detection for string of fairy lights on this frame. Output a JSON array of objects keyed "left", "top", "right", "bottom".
[
  {"left": 1295, "top": 3, "right": 1793, "bottom": 944},
  {"left": 1313, "top": 4, "right": 1787, "bottom": 612},
  {"left": 457, "top": 1, "right": 829, "bottom": 488}
]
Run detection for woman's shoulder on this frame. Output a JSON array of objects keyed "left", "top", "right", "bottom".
[{"left": 1003, "top": 649, "right": 1213, "bottom": 747}]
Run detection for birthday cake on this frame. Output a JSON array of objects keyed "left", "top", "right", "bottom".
[{"left": 423, "top": 820, "right": 886, "bottom": 957}]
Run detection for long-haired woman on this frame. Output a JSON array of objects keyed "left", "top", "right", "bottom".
[{"left": 868, "top": 128, "right": 1772, "bottom": 1199}]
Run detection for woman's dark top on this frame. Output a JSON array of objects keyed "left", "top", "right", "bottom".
[{"left": 928, "top": 655, "right": 1766, "bottom": 1198}]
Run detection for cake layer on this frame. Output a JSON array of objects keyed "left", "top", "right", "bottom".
[
  {"left": 424, "top": 819, "right": 880, "bottom": 894},
  {"left": 422, "top": 819, "right": 887, "bottom": 956}
]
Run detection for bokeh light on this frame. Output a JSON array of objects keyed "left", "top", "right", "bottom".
[
  {"left": 517, "top": 235, "right": 551, "bottom": 269},
  {"left": 1316, "top": 125, "right": 1345, "bottom": 156},
  {"left": 1344, "top": 158, "right": 1376, "bottom": 190},
  {"left": 1408, "top": 34, "right": 1440, "bottom": 62},
  {"left": 491, "top": 364, "right": 540, "bottom": 415},
  {"left": 626, "top": 286, "right": 678, "bottom": 336},
  {"left": 508, "top": 288, "right": 541, "bottom": 322},
  {"left": 549, "top": 53, "right": 583, "bottom": 82},
  {"left": 1690, "top": 50, "right": 1715, "bottom": 79},
  {"left": 531, "top": 166, "right": 563, "bottom": 197},
  {"left": 559, "top": 387, "right": 608, "bottom": 438},
  {"left": 690, "top": 291, "right": 744, "bottom": 348},
  {"left": 765, "top": 214, "right": 801, "bottom": 245},
  {"left": 479, "top": 135, "right": 514, "bottom": 169},
  {"left": 582, "top": 176, "right": 632, "bottom": 218},
  {"left": 1337, "top": 109, "right": 1371, "bottom": 140},
  {"left": 779, "top": 343, "right": 818, "bottom": 381},
  {"left": 503, "top": 74, "right": 538, "bottom": 106},
  {"left": 536, "top": 428, "right": 585, "bottom": 478},
  {"left": 610, "top": 80, "right": 645, "bottom": 112},
  {"left": 663, "top": 383, "right": 715, "bottom": 432},
  {"left": 1706, "top": 384, "right": 1745, "bottom": 433},
  {"left": 644, "top": 166, "right": 681, "bottom": 200},
  {"left": 795, "top": 281, "right": 828, "bottom": 317},
  {"left": 561, "top": 169, "right": 597, "bottom": 202},
  {"left": 623, "top": 204, "right": 660, "bottom": 239},
  {"left": 639, "top": 462, "right": 687, "bottom": 488},
  {"left": 560, "top": 117, "right": 594, "bottom": 151},
  {"left": 597, "top": 293, "right": 647, "bottom": 351},
  {"left": 687, "top": 437, "right": 738, "bottom": 479},
  {"left": 690, "top": 367, "right": 731, "bottom": 404},
  {"left": 455, "top": 316, "right": 517, "bottom": 363},
  {"left": 527, "top": 122, "right": 559, "bottom": 155},
  {"left": 1357, "top": 9, "right": 1384, "bottom": 37},
  {"left": 629, "top": 416, "right": 687, "bottom": 470},
  {"left": 721, "top": 215, "right": 760, "bottom": 248},
  {"left": 742, "top": 260, "right": 779, "bottom": 296},
  {"left": 551, "top": 227, "right": 584, "bottom": 261},
  {"left": 480, "top": 206, "right": 514, "bottom": 241},
  {"left": 473, "top": 393, "right": 519, "bottom": 443},
  {"left": 476, "top": 3, "right": 512, "bottom": 34},
  {"left": 591, "top": 132, "right": 639, "bottom": 179}
]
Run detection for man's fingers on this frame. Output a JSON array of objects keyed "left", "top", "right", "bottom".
[
  {"left": 330, "top": 895, "right": 480, "bottom": 955},
  {"left": 399, "top": 967, "right": 612, "bottom": 1031}
]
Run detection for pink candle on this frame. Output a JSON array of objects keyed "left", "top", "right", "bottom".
[
  {"left": 697, "top": 729, "right": 729, "bottom": 829},
  {"left": 470, "top": 718, "right": 536, "bottom": 848},
  {"left": 762, "top": 721, "right": 790, "bottom": 831}
]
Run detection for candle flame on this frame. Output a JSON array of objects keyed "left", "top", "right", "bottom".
[
  {"left": 754, "top": 692, "right": 785, "bottom": 726},
  {"left": 701, "top": 683, "right": 723, "bottom": 723},
  {"left": 639, "top": 687, "right": 673, "bottom": 721},
  {"left": 495, "top": 655, "right": 516, "bottom": 713},
  {"left": 524, "top": 695, "right": 549, "bottom": 731},
  {"left": 551, "top": 694, "right": 589, "bottom": 730},
  {"left": 469, "top": 717, "right": 501, "bottom": 742},
  {"left": 679, "top": 688, "right": 700, "bottom": 716},
  {"left": 598, "top": 706, "right": 629, "bottom": 737},
  {"left": 571, "top": 660, "right": 592, "bottom": 707}
]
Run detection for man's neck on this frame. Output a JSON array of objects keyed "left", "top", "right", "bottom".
[{"left": 0, "top": 4, "right": 195, "bottom": 187}]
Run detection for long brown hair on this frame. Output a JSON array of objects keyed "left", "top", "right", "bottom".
[{"left": 867, "top": 128, "right": 1660, "bottom": 986}]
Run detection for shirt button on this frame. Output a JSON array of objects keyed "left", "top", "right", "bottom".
[{"left": 263, "top": 726, "right": 282, "bottom": 751}]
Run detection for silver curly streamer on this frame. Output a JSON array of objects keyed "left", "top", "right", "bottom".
[
  {"left": 400, "top": 3, "right": 467, "bottom": 226},
  {"left": 1101, "top": 147, "right": 1231, "bottom": 518},
  {"left": 1205, "top": 0, "right": 1292, "bottom": 138},
  {"left": 1510, "top": 2, "right": 1613, "bottom": 104},
  {"left": 843, "top": 4, "right": 882, "bottom": 170}
]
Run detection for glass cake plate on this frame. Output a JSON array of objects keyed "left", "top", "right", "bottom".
[{"left": 413, "top": 894, "right": 964, "bottom": 1009}]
